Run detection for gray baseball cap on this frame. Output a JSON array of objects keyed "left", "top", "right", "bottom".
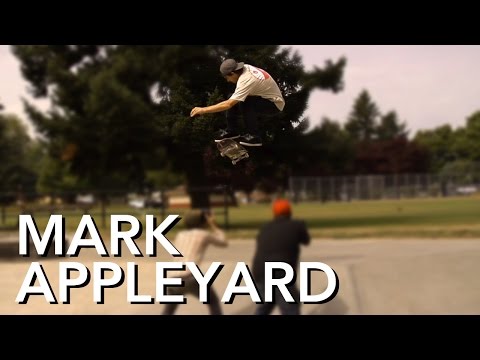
[{"left": 220, "top": 59, "right": 245, "bottom": 76}]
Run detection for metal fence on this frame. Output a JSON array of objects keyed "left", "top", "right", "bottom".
[
  {"left": 0, "top": 185, "right": 234, "bottom": 229},
  {"left": 288, "top": 173, "right": 480, "bottom": 202}
]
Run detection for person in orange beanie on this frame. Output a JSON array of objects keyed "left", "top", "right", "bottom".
[
  {"left": 251, "top": 198, "right": 311, "bottom": 315},
  {"left": 272, "top": 198, "right": 292, "bottom": 217}
]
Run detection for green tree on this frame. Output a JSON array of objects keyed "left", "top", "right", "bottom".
[
  {"left": 297, "top": 117, "right": 354, "bottom": 176},
  {"left": 0, "top": 113, "right": 39, "bottom": 200},
  {"left": 414, "top": 125, "right": 456, "bottom": 171},
  {"left": 439, "top": 159, "right": 480, "bottom": 185},
  {"left": 354, "top": 136, "right": 429, "bottom": 175},
  {"left": 376, "top": 111, "right": 408, "bottom": 140},
  {"left": 12, "top": 45, "right": 347, "bottom": 207},
  {"left": 345, "top": 89, "right": 380, "bottom": 141},
  {"left": 452, "top": 110, "right": 480, "bottom": 161},
  {"left": 13, "top": 45, "right": 159, "bottom": 192}
]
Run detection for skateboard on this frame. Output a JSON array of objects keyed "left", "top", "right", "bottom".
[{"left": 216, "top": 139, "right": 249, "bottom": 165}]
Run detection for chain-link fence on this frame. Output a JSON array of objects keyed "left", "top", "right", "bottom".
[
  {"left": 0, "top": 185, "right": 234, "bottom": 230},
  {"left": 288, "top": 173, "right": 480, "bottom": 202}
]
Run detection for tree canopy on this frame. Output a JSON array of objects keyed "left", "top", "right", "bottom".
[{"left": 12, "top": 45, "right": 347, "bottom": 206}]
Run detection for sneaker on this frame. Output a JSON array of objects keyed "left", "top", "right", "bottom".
[
  {"left": 239, "top": 134, "right": 263, "bottom": 147},
  {"left": 214, "top": 129, "right": 240, "bottom": 142}
]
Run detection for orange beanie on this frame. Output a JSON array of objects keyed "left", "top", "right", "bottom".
[{"left": 273, "top": 199, "right": 291, "bottom": 217}]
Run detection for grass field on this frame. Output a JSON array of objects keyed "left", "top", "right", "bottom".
[
  {"left": 2, "top": 195, "right": 479, "bottom": 239},
  {"left": 227, "top": 196, "right": 480, "bottom": 238}
]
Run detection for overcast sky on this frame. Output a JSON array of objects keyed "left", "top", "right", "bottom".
[
  {"left": 286, "top": 45, "right": 480, "bottom": 135},
  {"left": 1, "top": 45, "right": 480, "bottom": 137}
]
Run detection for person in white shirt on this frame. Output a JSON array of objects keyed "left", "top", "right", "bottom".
[
  {"left": 161, "top": 209, "right": 228, "bottom": 315},
  {"left": 190, "top": 58, "right": 285, "bottom": 147}
]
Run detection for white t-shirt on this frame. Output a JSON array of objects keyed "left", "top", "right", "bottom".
[{"left": 229, "top": 64, "right": 285, "bottom": 111}]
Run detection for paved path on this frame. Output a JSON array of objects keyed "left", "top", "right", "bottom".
[{"left": 1, "top": 237, "right": 479, "bottom": 315}]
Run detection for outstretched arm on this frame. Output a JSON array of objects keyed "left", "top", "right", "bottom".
[
  {"left": 190, "top": 99, "right": 239, "bottom": 117},
  {"left": 205, "top": 213, "right": 228, "bottom": 247}
]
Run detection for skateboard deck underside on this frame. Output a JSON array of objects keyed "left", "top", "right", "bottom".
[{"left": 217, "top": 140, "right": 249, "bottom": 165}]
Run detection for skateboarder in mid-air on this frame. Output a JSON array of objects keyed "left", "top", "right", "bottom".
[{"left": 190, "top": 59, "right": 285, "bottom": 147}]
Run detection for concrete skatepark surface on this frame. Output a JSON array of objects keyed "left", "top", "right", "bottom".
[{"left": 1, "top": 235, "right": 479, "bottom": 315}]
